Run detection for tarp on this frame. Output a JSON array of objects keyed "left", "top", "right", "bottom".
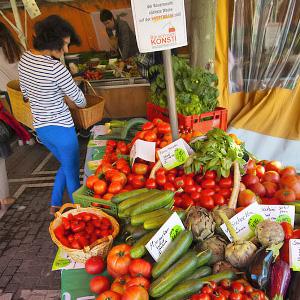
[{"left": 215, "top": 0, "right": 300, "bottom": 171}]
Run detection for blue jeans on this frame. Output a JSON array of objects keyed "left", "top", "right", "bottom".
[{"left": 35, "top": 125, "right": 80, "bottom": 207}]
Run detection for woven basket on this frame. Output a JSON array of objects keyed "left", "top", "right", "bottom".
[
  {"left": 65, "top": 79, "right": 105, "bottom": 129},
  {"left": 6, "top": 80, "right": 34, "bottom": 130},
  {"left": 49, "top": 203, "right": 119, "bottom": 263}
]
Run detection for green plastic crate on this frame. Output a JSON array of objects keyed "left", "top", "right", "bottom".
[{"left": 73, "top": 185, "right": 118, "bottom": 217}]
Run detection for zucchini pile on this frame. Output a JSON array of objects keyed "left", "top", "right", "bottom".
[{"left": 111, "top": 189, "right": 237, "bottom": 300}]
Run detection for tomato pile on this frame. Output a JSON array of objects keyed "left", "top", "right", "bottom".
[
  {"left": 53, "top": 212, "right": 113, "bottom": 249},
  {"left": 190, "top": 279, "right": 266, "bottom": 300},
  {"left": 85, "top": 70, "right": 103, "bottom": 81},
  {"left": 86, "top": 244, "right": 151, "bottom": 300},
  {"left": 238, "top": 159, "right": 300, "bottom": 209}
]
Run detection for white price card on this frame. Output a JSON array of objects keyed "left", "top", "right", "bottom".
[
  {"left": 265, "top": 23, "right": 281, "bottom": 49},
  {"left": 87, "top": 140, "right": 107, "bottom": 147},
  {"left": 289, "top": 239, "right": 300, "bottom": 271},
  {"left": 52, "top": 248, "right": 85, "bottom": 271},
  {"left": 146, "top": 212, "right": 185, "bottom": 262},
  {"left": 22, "top": 0, "right": 41, "bottom": 19},
  {"left": 221, "top": 202, "right": 267, "bottom": 241},
  {"left": 87, "top": 159, "right": 102, "bottom": 171},
  {"left": 157, "top": 138, "right": 194, "bottom": 170},
  {"left": 260, "top": 205, "right": 295, "bottom": 227},
  {"left": 130, "top": 139, "right": 156, "bottom": 166},
  {"left": 130, "top": 0, "right": 188, "bottom": 52}
]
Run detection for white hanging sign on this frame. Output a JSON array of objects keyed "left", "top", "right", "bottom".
[
  {"left": 130, "top": 0, "right": 187, "bottom": 52},
  {"left": 22, "top": 0, "right": 41, "bottom": 19}
]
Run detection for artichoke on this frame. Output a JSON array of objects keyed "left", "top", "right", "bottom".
[
  {"left": 184, "top": 207, "right": 216, "bottom": 242},
  {"left": 212, "top": 205, "right": 236, "bottom": 235},
  {"left": 219, "top": 211, "right": 257, "bottom": 269},
  {"left": 194, "top": 235, "right": 228, "bottom": 265},
  {"left": 255, "top": 219, "right": 285, "bottom": 247}
]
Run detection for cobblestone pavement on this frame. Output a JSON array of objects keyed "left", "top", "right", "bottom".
[{"left": 0, "top": 135, "right": 89, "bottom": 300}]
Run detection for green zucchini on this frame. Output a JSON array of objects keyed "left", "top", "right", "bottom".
[
  {"left": 111, "top": 188, "right": 149, "bottom": 204},
  {"left": 152, "top": 229, "right": 193, "bottom": 278},
  {"left": 149, "top": 250, "right": 198, "bottom": 298},
  {"left": 121, "top": 118, "right": 148, "bottom": 140},
  {"left": 200, "top": 270, "right": 237, "bottom": 285},
  {"left": 196, "top": 249, "right": 213, "bottom": 268},
  {"left": 118, "top": 189, "right": 160, "bottom": 211},
  {"left": 286, "top": 202, "right": 300, "bottom": 214},
  {"left": 131, "top": 207, "right": 171, "bottom": 227},
  {"left": 130, "top": 190, "right": 175, "bottom": 216},
  {"left": 184, "top": 266, "right": 212, "bottom": 281},
  {"left": 157, "top": 279, "right": 204, "bottom": 300},
  {"left": 144, "top": 210, "right": 186, "bottom": 230},
  {"left": 118, "top": 209, "right": 128, "bottom": 219},
  {"left": 130, "top": 230, "right": 157, "bottom": 259},
  {"left": 131, "top": 225, "right": 150, "bottom": 240}
]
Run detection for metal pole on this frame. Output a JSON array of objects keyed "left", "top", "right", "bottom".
[{"left": 162, "top": 49, "right": 179, "bottom": 141}]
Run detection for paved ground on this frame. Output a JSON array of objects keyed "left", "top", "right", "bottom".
[{"left": 0, "top": 134, "right": 89, "bottom": 300}]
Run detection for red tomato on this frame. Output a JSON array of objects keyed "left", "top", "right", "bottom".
[
  {"left": 280, "top": 221, "right": 293, "bottom": 240},
  {"left": 132, "top": 175, "right": 146, "bottom": 189},
  {"left": 96, "top": 291, "right": 121, "bottom": 300},
  {"left": 85, "top": 256, "right": 105, "bottom": 275},
  {"left": 120, "top": 165, "right": 131, "bottom": 176},
  {"left": 201, "top": 286, "right": 213, "bottom": 295},
  {"left": 190, "top": 191, "right": 201, "bottom": 202},
  {"left": 105, "top": 169, "right": 119, "bottom": 182},
  {"left": 108, "top": 182, "right": 123, "bottom": 194},
  {"left": 142, "top": 122, "right": 155, "bottom": 131},
  {"left": 111, "top": 172, "right": 127, "bottom": 187},
  {"left": 261, "top": 171, "right": 280, "bottom": 184},
  {"left": 229, "top": 293, "right": 243, "bottom": 300},
  {"left": 106, "top": 140, "right": 117, "bottom": 148},
  {"left": 105, "top": 146, "right": 114, "bottom": 154},
  {"left": 261, "top": 197, "right": 281, "bottom": 205},
  {"left": 156, "top": 174, "right": 167, "bottom": 187},
  {"left": 174, "top": 177, "right": 185, "bottom": 189},
  {"left": 168, "top": 168, "right": 178, "bottom": 176},
  {"left": 255, "top": 165, "right": 265, "bottom": 178},
  {"left": 128, "top": 259, "right": 152, "bottom": 278},
  {"left": 174, "top": 196, "right": 183, "bottom": 207},
  {"left": 107, "top": 265, "right": 122, "bottom": 278},
  {"left": 221, "top": 279, "right": 231, "bottom": 289},
  {"left": 90, "top": 275, "right": 110, "bottom": 294},
  {"left": 241, "top": 295, "right": 252, "bottom": 300},
  {"left": 127, "top": 173, "right": 135, "bottom": 185},
  {"left": 156, "top": 167, "right": 168, "bottom": 176},
  {"left": 94, "top": 180, "right": 108, "bottom": 195},
  {"left": 238, "top": 189, "right": 259, "bottom": 207},
  {"left": 125, "top": 277, "right": 150, "bottom": 291},
  {"left": 265, "top": 161, "right": 283, "bottom": 173},
  {"left": 144, "top": 130, "right": 157, "bottom": 142},
  {"left": 164, "top": 182, "right": 176, "bottom": 192},
  {"left": 157, "top": 122, "right": 171, "bottom": 135},
  {"left": 201, "top": 179, "right": 216, "bottom": 189},
  {"left": 274, "top": 188, "right": 296, "bottom": 203},
  {"left": 184, "top": 185, "right": 197, "bottom": 194},
  {"left": 218, "top": 188, "right": 232, "bottom": 199},
  {"left": 258, "top": 160, "right": 269, "bottom": 166},
  {"left": 86, "top": 175, "right": 100, "bottom": 190},
  {"left": 181, "top": 196, "right": 194, "bottom": 209},
  {"left": 201, "top": 188, "right": 215, "bottom": 197},
  {"left": 239, "top": 182, "right": 246, "bottom": 192},
  {"left": 280, "top": 166, "right": 297, "bottom": 177},
  {"left": 248, "top": 182, "right": 266, "bottom": 198},
  {"left": 191, "top": 294, "right": 211, "bottom": 300},
  {"left": 219, "top": 177, "right": 233, "bottom": 189},
  {"left": 213, "top": 193, "right": 226, "bottom": 206},
  {"left": 280, "top": 240, "right": 290, "bottom": 264},
  {"left": 292, "top": 229, "right": 300, "bottom": 239},
  {"left": 152, "top": 118, "right": 163, "bottom": 126},
  {"left": 200, "top": 195, "right": 215, "bottom": 210},
  {"left": 231, "top": 282, "right": 245, "bottom": 294},
  {"left": 166, "top": 173, "right": 175, "bottom": 183},
  {"left": 242, "top": 175, "right": 260, "bottom": 188},
  {"left": 262, "top": 181, "right": 279, "bottom": 198},
  {"left": 195, "top": 174, "right": 205, "bottom": 184},
  {"left": 145, "top": 178, "right": 157, "bottom": 189},
  {"left": 184, "top": 176, "right": 194, "bottom": 186},
  {"left": 208, "top": 281, "right": 217, "bottom": 291},
  {"left": 118, "top": 144, "right": 129, "bottom": 155},
  {"left": 245, "top": 157, "right": 257, "bottom": 175},
  {"left": 249, "top": 291, "right": 265, "bottom": 300},
  {"left": 204, "top": 170, "right": 217, "bottom": 180},
  {"left": 279, "top": 175, "right": 300, "bottom": 199},
  {"left": 244, "top": 285, "right": 254, "bottom": 295},
  {"left": 122, "top": 285, "right": 149, "bottom": 300},
  {"left": 132, "top": 163, "right": 149, "bottom": 175},
  {"left": 107, "top": 244, "right": 132, "bottom": 275}
]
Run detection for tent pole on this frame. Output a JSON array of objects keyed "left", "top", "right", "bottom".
[
  {"left": 162, "top": 49, "right": 179, "bottom": 141},
  {"left": 10, "top": 0, "right": 27, "bottom": 50}
]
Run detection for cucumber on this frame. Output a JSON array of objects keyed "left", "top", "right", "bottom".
[
  {"left": 184, "top": 266, "right": 212, "bottom": 281},
  {"left": 130, "top": 190, "right": 175, "bottom": 216},
  {"left": 118, "top": 209, "right": 128, "bottom": 219},
  {"left": 131, "top": 225, "right": 150, "bottom": 240},
  {"left": 196, "top": 249, "right": 213, "bottom": 267},
  {"left": 152, "top": 229, "right": 193, "bottom": 278},
  {"left": 157, "top": 279, "right": 204, "bottom": 300},
  {"left": 111, "top": 188, "right": 149, "bottom": 204},
  {"left": 131, "top": 207, "right": 171, "bottom": 227},
  {"left": 200, "top": 270, "right": 237, "bottom": 285},
  {"left": 121, "top": 118, "right": 148, "bottom": 140},
  {"left": 286, "top": 202, "right": 300, "bottom": 214},
  {"left": 130, "top": 230, "right": 157, "bottom": 259},
  {"left": 118, "top": 189, "right": 160, "bottom": 211},
  {"left": 149, "top": 250, "right": 199, "bottom": 298},
  {"left": 144, "top": 210, "right": 186, "bottom": 230}
]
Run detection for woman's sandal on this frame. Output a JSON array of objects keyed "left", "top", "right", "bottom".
[{"left": 49, "top": 206, "right": 61, "bottom": 215}]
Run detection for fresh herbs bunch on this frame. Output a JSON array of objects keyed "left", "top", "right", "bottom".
[
  {"left": 184, "top": 128, "right": 246, "bottom": 179},
  {"left": 149, "top": 56, "right": 220, "bottom": 116}
]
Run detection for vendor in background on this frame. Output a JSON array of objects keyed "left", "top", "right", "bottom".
[
  {"left": 18, "top": 15, "right": 86, "bottom": 215},
  {"left": 100, "top": 9, "right": 139, "bottom": 69}
]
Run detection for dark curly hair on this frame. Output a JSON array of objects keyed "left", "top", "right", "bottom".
[
  {"left": 100, "top": 9, "right": 114, "bottom": 22},
  {"left": 33, "top": 15, "right": 81, "bottom": 51}
]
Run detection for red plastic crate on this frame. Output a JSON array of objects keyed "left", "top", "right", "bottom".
[{"left": 147, "top": 102, "right": 228, "bottom": 133}]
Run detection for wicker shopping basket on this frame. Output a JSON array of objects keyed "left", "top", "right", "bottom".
[
  {"left": 65, "top": 79, "right": 106, "bottom": 129},
  {"left": 6, "top": 80, "right": 34, "bottom": 130},
  {"left": 49, "top": 203, "right": 119, "bottom": 263}
]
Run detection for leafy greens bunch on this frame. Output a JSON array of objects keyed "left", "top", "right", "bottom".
[
  {"left": 184, "top": 128, "right": 246, "bottom": 179},
  {"left": 149, "top": 56, "right": 220, "bottom": 116}
]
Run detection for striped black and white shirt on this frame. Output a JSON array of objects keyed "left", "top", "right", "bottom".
[{"left": 18, "top": 51, "right": 86, "bottom": 128}]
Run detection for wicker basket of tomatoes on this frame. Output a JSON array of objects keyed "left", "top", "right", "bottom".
[{"left": 49, "top": 203, "right": 119, "bottom": 263}]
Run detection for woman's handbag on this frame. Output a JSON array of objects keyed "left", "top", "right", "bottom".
[{"left": 0, "top": 119, "right": 13, "bottom": 143}]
